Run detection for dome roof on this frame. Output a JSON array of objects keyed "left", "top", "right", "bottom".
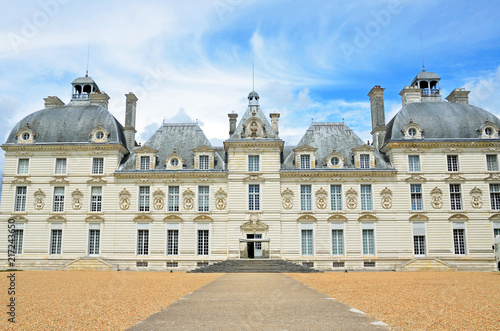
[
  {"left": 248, "top": 91, "right": 259, "bottom": 99},
  {"left": 5, "top": 104, "right": 126, "bottom": 146},
  {"left": 384, "top": 102, "right": 500, "bottom": 144}
]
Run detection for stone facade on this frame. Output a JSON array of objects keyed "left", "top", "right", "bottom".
[{"left": 1, "top": 71, "right": 499, "bottom": 271}]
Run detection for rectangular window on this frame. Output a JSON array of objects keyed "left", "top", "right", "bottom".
[
  {"left": 360, "top": 154, "right": 370, "bottom": 169},
  {"left": 197, "top": 230, "right": 209, "bottom": 255},
  {"left": 91, "top": 187, "right": 102, "bottom": 212},
  {"left": 408, "top": 155, "right": 420, "bottom": 172},
  {"left": 248, "top": 155, "right": 259, "bottom": 172},
  {"left": 167, "top": 229, "right": 179, "bottom": 255},
  {"left": 137, "top": 229, "right": 149, "bottom": 255},
  {"left": 487, "top": 155, "right": 498, "bottom": 171},
  {"left": 139, "top": 186, "right": 150, "bottom": 212},
  {"left": 53, "top": 187, "right": 65, "bottom": 212},
  {"left": 490, "top": 184, "right": 500, "bottom": 210},
  {"left": 301, "top": 229, "right": 313, "bottom": 255},
  {"left": 494, "top": 223, "right": 500, "bottom": 238},
  {"left": 453, "top": 223, "right": 466, "bottom": 255},
  {"left": 140, "top": 156, "right": 150, "bottom": 170},
  {"left": 92, "top": 158, "right": 104, "bottom": 174},
  {"left": 50, "top": 228, "right": 62, "bottom": 255},
  {"left": 300, "top": 185, "right": 312, "bottom": 211},
  {"left": 360, "top": 184, "right": 372, "bottom": 211},
  {"left": 300, "top": 154, "right": 311, "bottom": 169},
  {"left": 330, "top": 185, "right": 342, "bottom": 211},
  {"left": 249, "top": 184, "right": 260, "bottom": 211},
  {"left": 449, "top": 184, "right": 462, "bottom": 210},
  {"left": 55, "top": 158, "right": 67, "bottom": 174},
  {"left": 332, "top": 229, "right": 344, "bottom": 255},
  {"left": 362, "top": 224, "right": 375, "bottom": 255},
  {"left": 88, "top": 224, "right": 100, "bottom": 256},
  {"left": 199, "top": 155, "right": 209, "bottom": 170},
  {"left": 413, "top": 222, "right": 426, "bottom": 256},
  {"left": 17, "top": 159, "right": 29, "bottom": 174},
  {"left": 168, "top": 186, "right": 180, "bottom": 212},
  {"left": 14, "top": 186, "right": 27, "bottom": 212},
  {"left": 447, "top": 155, "right": 459, "bottom": 172},
  {"left": 198, "top": 186, "right": 209, "bottom": 212},
  {"left": 410, "top": 184, "right": 423, "bottom": 211},
  {"left": 13, "top": 228, "right": 23, "bottom": 255}
]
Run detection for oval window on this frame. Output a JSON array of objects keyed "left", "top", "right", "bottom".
[
  {"left": 408, "top": 128, "right": 417, "bottom": 137},
  {"left": 22, "top": 132, "right": 31, "bottom": 140},
  {"left": 331, "top": 157, "right": 339, "bottom": 166},
  {"left": 171, "top": 158, "right": 179, "bottom": 167},
  {"left": 485, "top": 127, "right": 493, "bottom": 136},
  {"left": 95, "top": 131, "right": 104, "bottom": 140}
]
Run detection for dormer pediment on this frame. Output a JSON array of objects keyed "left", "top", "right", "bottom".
[
  {"left": 293, "top": 144, "right": 317, "bottom": 152},
  {"left": 352, "top": 144, "right": 376, "bottom": 152},
  {"left": 192, "top": 145, "right": 216, "bottom": 153},
  {"left": 134, "top": 146, "right": 158, "bottom": 154}
]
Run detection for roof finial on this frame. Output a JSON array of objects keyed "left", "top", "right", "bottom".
[
  {"left": 252, "top": 48, "right": 255, "bottom": 92},
  {"left": 420, "top": 31, "right": 425, "bottom": 72},
  {"left": 86, "top": 37, "right": 91, "bottom": 77}
]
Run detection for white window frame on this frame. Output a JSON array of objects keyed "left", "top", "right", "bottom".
[
  {"left": 137, "top": 223, "right": 149, "bottom": 255},
  {"left": 493, "top": 222, "right": 500, "bottom": 239},
  {"left": 198, "top": 186, "right": 210, "bottom": 212},
  {"left": 300, "top": 185, "right": 312, "bottom": 211},
  {"left": 360, "top": 184, "right": 373, "bottom": 211},
  {"left": 199, "top": 155, "right": 209, "bottom": 170},
  {"left": 88, "top": 223, "right": 100, "bottom": 256},
  {"left": 138, "top": 186, "right": 150, "bottom": 212},
  {"left": 248, "top": 155, "right": 260, "bottom": 172},
  {"left": 140, "top": 156, "right": 150, "bottom": 170},
  {"left": 168, "top": 186, "right": 180, "bottom": 212},
  {"left": 167, "top": 223, "right": 179, "bottom": 256},
  {"left": 490, "top": 184, "right": 500, "bottom": 210},
  {"left": 301, "top": 223, "right": 314, "bottom": 256},
  {"left": 449, "top": 184, "right": 462, "bottom": 210},
  {"left": 17, "top": 158, "right": 29, "bottom": 175},
  {"left": 300, "top": 154, "right": 311, "bottom": 169},
  {"left": 410, "top": 184, "right": 423, "bottom": 211},
  {"left": 197, "top": 226, "right": 209, "bottom": 256},
  {"left": 50, "top": 223, "right": 63, "bottom": 255},
  {"left": 53, "top": 187, "right": 65, "bottom": 212},
  {"left": 412, "top": 222, "right": 426, "bottom": 256},
  {"left": 452, "top": 222, "right": 466, "bottom": 255},
  {"left": 360, "top": 154, "right": 370, "bottom": 169},
  {"left": 487, "top": 155, "right": 499, "bottom": 172},
  {"left": 55, "top": 158, "right": 67, "bottom": 175},
  {"left": 408, "top": 155, "right": 420, "bottom": 172},
  {"left": 447, "top": 155, "right": 459, "bottom": 172},
  {"left": 330, "top": 185, "right": 342, "bottom": 211},
  {"left": 248, "top": 184, "right": 260, "bottom": 211},
  {"left": 331, "top": 223, "right": 344, "bottom": 256},
  {"left": 362, "top": 223, "right": 375, "bottom": 255},
  {"left": 92, "top": 158, "right": 104, "bottom": 174},
  {"left": 90, "top": 186, "right": 102, "bottom": 212},
  {"left": 13, "top": 223, "right": 24, "bottom": 255},
  {"left": 14, "top": 186, "right": 27, "bottom": 212}
]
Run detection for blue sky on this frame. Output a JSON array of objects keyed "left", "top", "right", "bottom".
[{"left": 1, "top": 0, "right": 500, "bottom": 197}]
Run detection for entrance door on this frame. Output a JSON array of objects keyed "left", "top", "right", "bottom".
[
  {"left": 246, "top": 234, "right": 254, "bottom": 258},
  {"left": 254, "top": 234, "right": 263, "bottom": 258}
]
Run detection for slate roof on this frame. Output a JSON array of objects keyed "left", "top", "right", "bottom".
[
  {"left": 119, "top": 123, "right": 225, "bottom": 171},
  {"left": 384, "top": 102, "right": 500, "bottom": 144},
  {"left": 283, "top": 122, "right": 391, "bottom": 170},
  {"left": 5, "top": 104, "right": 127, "bottom": 146},
  {"left": 228, "top": 103, "right": 279, "bottom": 140}
]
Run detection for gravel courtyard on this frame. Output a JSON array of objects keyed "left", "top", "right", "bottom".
[
  {"left": 290, "top": 271, "right": 500, "bottom": 330},
  {"left": 1, "top": 270, "right": 499, "bottom": 330}
]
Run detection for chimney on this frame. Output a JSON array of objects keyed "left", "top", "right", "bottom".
[
  {"left": 368, "top": 86, "right": 386, "bottom": 150},
  {"left": 228, "top": 112, "right": 238, "bottom": 136},
  {"left": 89, "top": 92, "right": 110, "bottom": 109},
  {"left": 44, "top": 96, "right": 65, "bottom": 108},
  {"left": 124, "top": 92, "right": 138, "bottom": 150},
  {"left": 399, "top": 86, "right": 422, "bottom": 106},
  {"left": 446, "top": 88, "right": 470, "bottom": 104},
  {"left": 269, "top": 113, "right": 280, "bottom": 135}
]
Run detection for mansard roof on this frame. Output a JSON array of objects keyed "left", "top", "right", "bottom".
[
  {"left": 5, "top": 104, "right": 127, "bottom": 146},
  {"left": 384, "top": 102, "right": 500, "bottom": 144},
  {"left": 283, "top": 122, "right": 391, "bottom": 169},
  {"left": 119, "top": 123, "right": 225, "bottom": 171}
]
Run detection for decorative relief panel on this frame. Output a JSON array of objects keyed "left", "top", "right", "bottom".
[
  {"left": 243, "top": 118, "right": 265, "bottom": 138},
  {"left": 345, "top": 188, "right": 358, "bottom": 210},
  {"left": 281, "top": 188, "right": 294, "bottom": 210},
  {"left": 153, "top": 189, "right": 165, "bottom": 210},
  {"left": 215, "top": 188, "right": 227, "bottom": 210},
  {"left": 430, "top": 187, "right": 443, "bottom": 209},
  {"left": 315, "top": 187, "right": 327, "bottom": 209},
  {"left": 71, "top": 189, "right": 83, "bottom": 210},
  {"left": 183, "top": 188, "right": 195, "bottom": 210},
  {"left": 380, "top": 187, "right": 392, "bottom": 209},
  {"left": 470, "top": 187, "right": 482, "bottom": 209},
  {"left": 119, "top": 189, "right": 131, "bottom": 210},
  {"left": 50, "top": 177, "right": 69, "bottom": 184},
  {"left": 34, "top": 189, "right": 46, "bottom": 210},
  {"left": 12, "top": 176, "right": 31, "bottom": 184}
]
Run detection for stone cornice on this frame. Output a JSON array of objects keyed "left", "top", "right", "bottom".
[
  {"left": 2, "top": 143, "right": 128, "bottom": 154},
  {"left": 115, "top": 171, "right": 228, "bottom": 179},
  {"left": 280, "top": 169, "right": 396, "bottom": 178},
  {"left": 223, "top": 140, "right": 284, "bottom": 151},
  {"left": 382, "top": 140, "right": 500, "bottom": 153}
]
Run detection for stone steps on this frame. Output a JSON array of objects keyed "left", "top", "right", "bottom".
[{"left": 188, "top": 259, "right": 322, "bottom": 273}]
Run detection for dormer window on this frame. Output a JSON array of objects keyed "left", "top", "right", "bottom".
[
  {"left": 22, "top": 132, "right": 30, "bottom": 140},
  {"left": 326, "top": 150, "right": 345, "bottom": 169},
  {"left": 408, "top": 128, "right": 417, "bottom": 137},
  {"left": 331, "top": 157, "right": 339, "bottom": 166},
  {"left": 16, "top": 125, "right": 35, "bottom": 144},
  {"left": 479, "top": 120, "right": 499, "bottom": 139},
  {"left": 90, "top": 126, "right": 109, "bottom": 143},
  {"left": 360, "top": 154, "right": 370, "bottom": 169},
  {"left": 95, "top": 131, "right": 104, "bottom": 140},
  {"left": 402, "top": 120, "right": 423, "bottom": 139},
  {"left": 199, "top": 155, "right": 209, "bottom": 170},
  {"left": 165, "top": 149, "right": 183, "bottom": 170},
  {"left": 192, "top": 145, "right": 216, "bottom": 170},
  {"left": 140, "top": 156, "right": 150, "bottom": 170},
  {"left": 170, "top": 158, "right": 179, "bottom": 167},
  {"left": 300, "top": 155, "right": 311, "bottom": 169}
]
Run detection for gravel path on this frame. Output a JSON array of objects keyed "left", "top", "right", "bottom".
[
  {"left": 289, "top": 271, "right": 500, "bottom": 330},
  {"left": 0, "top": 271, "right": 221, "bottom": 330}
]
